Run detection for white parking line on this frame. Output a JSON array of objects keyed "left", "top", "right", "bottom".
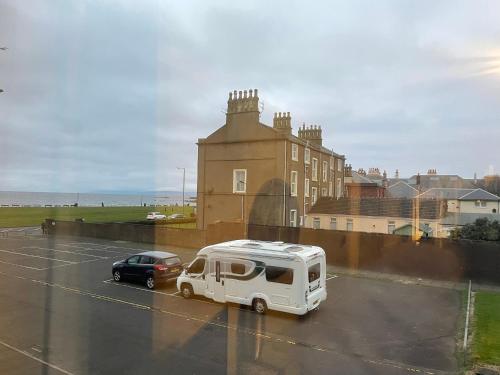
[
  {"left": 59, "top": 244, "right": 131, "bottom": 255},
  {"left": 102, "top": 279, "right": 182, "bottom": 297},
  {"left": 0, "top": 249, "right": 76, "bottom": 264},
  {"left": 326, "top": 274, "right": 338, "bottom": 281},
  {"left": 0, "top": 339, "right": 74, "bottom": 375},
  {"left": 0, "top": 259, "right": 46, "bottom": 271},
  {"left": 23, "top": 246, "right": 108, "bottom": 259}
]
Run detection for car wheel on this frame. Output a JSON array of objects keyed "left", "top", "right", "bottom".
[
  {"left": 146, "top": 276, "right": 155, "bottom": 290},
  {"left": 113, "top": 270, "right": 121, "bottom": 282},
  {"left": 253, "top": 298, "right": 267, "bottom": 314},
  {"left": 181, "top": 283, "right": 193, "bottom": 299}
]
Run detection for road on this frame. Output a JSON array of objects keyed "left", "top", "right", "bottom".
[{"left": 0, "top": 231, "right": 462, "bottom": 374}]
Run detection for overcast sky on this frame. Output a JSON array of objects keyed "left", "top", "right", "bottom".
[{"left": 1, "top": 0, "right": 500, "bottom": 193}]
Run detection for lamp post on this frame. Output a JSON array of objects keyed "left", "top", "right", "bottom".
[{"left": 177, "top": 167, "right": 186, "bottom": 215}]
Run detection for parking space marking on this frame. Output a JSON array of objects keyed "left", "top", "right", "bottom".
[
  {"left": 102, "top": 279, "right": 183, "bottom": 297},
  {"left": 326, "top": 274, "right": 338, "bottom": 281},
  {"left": 0, "top": 270, "right": 439, "bottom": 375},
  {"left": 22, "top": 246, "right": 109, "bottom": 259},
  {"left": 0, "top": 249, "right": 76, "bottom": 264},
  {"left": 59, "top": 244, "right": 132, "bottom": 255},
  {"left": 0, "top": 338, "right": 74, "bottom": 375},
  {"left": 0, "top": 259, "right": 47, "bottom": 271}
]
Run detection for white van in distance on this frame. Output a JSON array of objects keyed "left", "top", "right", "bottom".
[{"left": 176, "top": 240, "right": 327, "bottom": 315}]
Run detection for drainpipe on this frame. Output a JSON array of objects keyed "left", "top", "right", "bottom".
[{"left": 283, "top": 140, "right": 287, "bottom": 226}]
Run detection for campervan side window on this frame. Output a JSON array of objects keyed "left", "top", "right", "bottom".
[
  {"left": 188, "top": 258, "right": 205, "bottom": 274},
  {"left": 308, "top": 263, "right": 321, "bottom": 282},
  {"left": 231, "top": 262, "right": 246, "bottom": 275},
  {"left": 265, "top": 266, "right": 294, "bottom": 285}
]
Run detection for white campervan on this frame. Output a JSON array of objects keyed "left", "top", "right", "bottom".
[{"left": 176, "top": 239, "right": 327, "bottom": 315}]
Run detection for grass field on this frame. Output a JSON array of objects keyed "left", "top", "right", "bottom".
[
  {"left": 0, "top": 206, "right": 195, "bottom": 228},
  {"left": 472, "top": 292, "right": 500, "bottom": 365}
]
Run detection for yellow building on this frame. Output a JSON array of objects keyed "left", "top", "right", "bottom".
[{"left": 196, "top": 89, "right": 345, "bottom": 230}]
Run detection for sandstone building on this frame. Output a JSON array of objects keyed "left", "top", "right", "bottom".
[{"left": 196, "top": 89, "right": 346, "bottom": 229}]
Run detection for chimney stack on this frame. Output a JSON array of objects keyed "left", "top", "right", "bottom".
[
  {"left": 273, "top": 111, "right": 292, "bottom": 135},
  {"left": 298, "top": 123, "right": 322, "bottom": 146}
]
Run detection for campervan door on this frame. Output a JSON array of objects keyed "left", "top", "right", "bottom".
[{"left": 206, "top": 256, "right": 227, "bottom": 303}]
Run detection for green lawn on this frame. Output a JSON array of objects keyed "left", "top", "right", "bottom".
[
  {"left": 473, "top": 292, "right": 500, "bottom": 365},
  {"left": 0, "top": 206, "right": 195, "bottom": 228}
]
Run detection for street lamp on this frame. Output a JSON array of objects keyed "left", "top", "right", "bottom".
[{"left": 177, "top": 167, "right": 186, "bottom": 215}]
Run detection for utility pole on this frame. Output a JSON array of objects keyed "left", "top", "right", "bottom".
[
  {"left": 177, "top": 167, "right": 186, "bottom": 215},
  {"left": 1, "top": 47, "right": 6, "bottom": 94}
]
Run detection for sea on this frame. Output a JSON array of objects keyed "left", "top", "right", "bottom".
[{"left": 0, "top": 191, "right": 196, "bottom": 207}]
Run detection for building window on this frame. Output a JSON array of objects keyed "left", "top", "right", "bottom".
[
  {"left": 336, "top": 178, "right": 342, "bottom": 198},
  {"left": 313, "top": 217, "right": 320, "bottom": 229},
  {"left": 322, "top": 161, "right": 328, "bottom": 182},
  {"left": 290, "top": 209, "right": 297, "bottom": 227},
  {"left": 305, "top": 148, "right": 310, "bottom": 164},
  {"left": 330, "top": 156, "right": 334, "bottom": 171},
  {"left": 305, "top": 178, "right": 310, "bottom": 197},
  {"left": 312, "top": 158, "right": 318, "bottom": 181},
  {"left": 328, "top": 181, "right": 333, "bottom": 197},
  {"left": 291, "top": 143, "right": 298, "bottom": 161},
  {"left": 233, "top": 169, "right": 247, "bottom": 193},
  {"left": 321, "top": 187, "right": 327, "bottom": 197},
  {"left": 388, "top": 221, "right": 395, "bottom": 234},
  {"left": 304, "top": 202, "right": 309, "bottom": 214},
  {"left": 290, "top": 171, "right": 298, "bottom": 196},
  {"left": 311, "top": 187, "right": 318, "bottom": 205},
  {"left": 330, "top": 217, "right": 337, "bottom": 230},
  {"left": 475, "top": 200, "right": 487, "bottom": 208},
  {"left": 346, "top": 218, "right": 353, "bottom": 231}
]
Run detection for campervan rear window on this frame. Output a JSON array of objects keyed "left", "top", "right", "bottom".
[
  {"left": 265, "top": 266, "right": 294, "bottom": 285},
  {"left": 308, "top": 263, "right": 321, "bottom": 282}
]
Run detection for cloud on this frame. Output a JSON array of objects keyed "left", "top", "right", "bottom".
[{"left": 1, "top": 0, "right": 500, "bottom": 192}]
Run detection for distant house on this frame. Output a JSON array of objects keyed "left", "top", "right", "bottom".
[
  {"left": 344, "top": 166, "right": 387, "bottom": 198},
  {"left": 407, "top": 171, "right": 475, "bottom": 190},
  {"left": 196, "top": 89, "right": 346, "bottom": 230},
  {"left": 305, "top": 197, "right": 447, "bottom": 238},
  {"left": 417, "top": 188, "right": 500, "bottom": 215}
]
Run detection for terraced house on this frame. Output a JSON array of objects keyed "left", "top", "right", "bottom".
[{"left": 196, "top": 89, "right": 346, "bottom": 229}]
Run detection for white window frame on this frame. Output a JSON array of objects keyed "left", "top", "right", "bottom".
[
  {"left": 290, "top": 209, "right": 297, "bottom": 227},
  {"left": 305, "top": 148, "right": 310, "bottom": 164},
  {"left": 233, "top": 169, "right": 247, "bottom": 194},
  {"left": 312, "top": 158, "right": 318, "bottom": 181},
  {"left": 321, "top": 187, "right": 327, "bottom": 197},
  {"left": 291, "top": 143, "right": 298, "bottom": 161},
  {"left": 330, "top": 217, "right": 337, "bottom": 230},
  {"left": 313, "top": 217, "right": 320, "bottom": 229},
  {"left": 336, "top": 178, "right": 342, "bottom": 198},
  {"left": 328, "top": 181, "right": 333, "bottom": 197},
  {"left": 475, "top": 200, "right": 487, "bottom": 208},
  {"left": 322, "top": 161, "right": 328, "bottom": 182},
  {"left": 337, "top": 159, "right": 343, "bottom": 172},
  {"left": 388, "top": 221, "right": 395, "bottom": 234},
  {"left": 311, "top": 187, "right": 318, "bottom": 204},
  {"left": 290, "top": 171, "right": 298, "bottom": 196},
  {"left": 330, "top": 156, "right": 334, "bottom": 171},
  {"left": 346, "top": 218, "right": 353, "bottom": 232},
  {"left": 305, "top": 178, "right": 310, "bottom": 197}
]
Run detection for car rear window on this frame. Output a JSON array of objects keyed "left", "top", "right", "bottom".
[{"left": 158, "top": 257, "right": 181, "bottom": 266}]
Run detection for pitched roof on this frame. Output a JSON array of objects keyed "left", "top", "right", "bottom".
[
  {"left": 407, "top": 174, "right": 475, "bottom": 189},
  {"left": 417, "top": 188, "right": 500, "bottom": 201},
  {"left": 417, "top": 188, "right": 474, "bottom": 199},
  {"left": 458, "top": 188, "right": 500, "bottom": 201},
  {"left": 309, "top": 197, "right": 446, "bottom": 219},
  {"left": 386, "top": 181, "right": 418, "bottom": 198}
]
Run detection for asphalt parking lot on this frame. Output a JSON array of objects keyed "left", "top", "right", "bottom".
[{"left": 0, "top": 232, "right": 463, "bottom": 375}]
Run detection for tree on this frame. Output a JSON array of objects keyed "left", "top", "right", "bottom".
[{"left": 454, "top": 218, "right": 500, "bottom": 241}]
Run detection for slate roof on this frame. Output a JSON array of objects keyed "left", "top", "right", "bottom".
[
  {"left": 417, "top": 188, "right": 500, "bottom": 201},
  {"left": 309, "top": 197, "right": 446, "bottom": 219},
  {"left": 387, "top": 181, "right": 419, "bottom": 198},
  {"left": 407, "top": 174, "right": 475, "bottom": 189}
]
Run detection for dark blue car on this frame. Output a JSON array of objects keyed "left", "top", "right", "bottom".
[{"left": 112, "top": 251, "right": 183, "bottom": 289}]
